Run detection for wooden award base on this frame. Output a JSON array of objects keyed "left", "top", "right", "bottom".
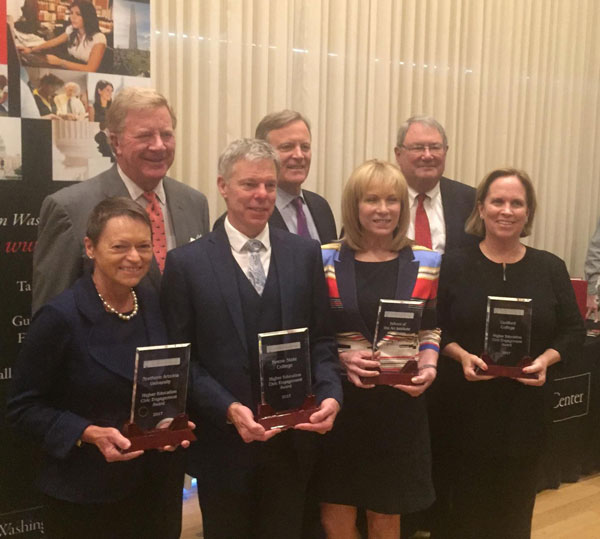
[
  {"left": 476, "top": 355, "right": 538, "bottom": 379},
  {"left": 359, "top": 360, "right": 421, "bottom": 386},
  {"left": 257, "top": 395, "right": 318, "bottom": 430},
  {"left": 122, "top": 413, "right": 196, "bottom": 452}
]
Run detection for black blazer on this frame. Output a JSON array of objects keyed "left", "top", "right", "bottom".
[
  {"left": 213, "top": 189, "right": 338, "bottom": 244},
  {"left": 160, "top": 226, "right": 343, "bottom": 478},
  {"left": 7, "top": 277, "right": 170, "bottom": 503}
]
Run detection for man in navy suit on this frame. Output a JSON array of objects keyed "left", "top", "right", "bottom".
[
  {"left": 394, "top": 115, "right": 477, "bottom": 253},
  {"left": 161, "top": 138, "right": 342, "bottom": 539},
  {"left": 394, "top": 116, "right": 477, "bottom": 538},
  {"left": 214, "top": 110, "right": 337, "bottom": 244}
]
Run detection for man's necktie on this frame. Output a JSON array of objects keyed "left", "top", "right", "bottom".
[
  {"left": 67, "top": 98, "right": 73, "bottom": 114},
  {"left": 244, "top": 239, "right": 266, "bottom": 295},
  {"left": 292, "top": 196, "right": 310, "bottom": 238},
  {"left": 414, "top": 193, "right": 432, "bottom": 249},
  {"left": 142, "top": 191, "right": 167, "bottom": 273}
]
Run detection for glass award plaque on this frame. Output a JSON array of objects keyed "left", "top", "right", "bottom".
[
  {"left": 256, "top": 328, "right": 318, "bottom": 430},
  {"left": 480, "top": 296, "right": 536, "bottom": 379},
  {"left": 361, "top": 299, "right": 425, "bottom": 385},
  {"left": 123, "top": 343, "right": 196, "bottom": 451}
]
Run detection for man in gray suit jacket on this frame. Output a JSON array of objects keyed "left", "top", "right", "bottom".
[
  {"left": 214, "top": 110, "right": 337, "bottom": 244},
  {"left": 32, "top": 87, "right": 209, "bottom": 313}
]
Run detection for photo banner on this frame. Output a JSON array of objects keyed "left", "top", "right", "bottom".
[{"left": 0, "top": 1, "right": 151, "bottom": 533}]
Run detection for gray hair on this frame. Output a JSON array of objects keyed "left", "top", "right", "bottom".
[
  {"left": 218, "top": 138, "right": 281, "bottom": 181},
  {"left": 255, "top": 109, "right": 311, "bottom": 141},
  {"left": 396, "top": 115, "right": 448, "bottom": 148},
  {"left": 64, "top": 81, "right": 80, "bottom": 95},
  {"left": 106, "top": 87, "right": 177, "bottom": 135}
]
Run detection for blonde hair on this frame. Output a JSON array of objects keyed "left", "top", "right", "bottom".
[
  {"left": 342, "top": 159, "right": 411, "bottom": 251},
  {"left": 465, "top": 167, "right": 537, "bottom": 237}
]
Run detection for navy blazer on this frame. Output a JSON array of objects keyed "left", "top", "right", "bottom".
[
  {"left": 213, "top": 189, "right": 338, "bottom": 244},
  {"left": 161, "top": 226, "right": 343, "bottom": 477},
  {"left": 7, "top": 277, "right": 169, "bottom": 503}
]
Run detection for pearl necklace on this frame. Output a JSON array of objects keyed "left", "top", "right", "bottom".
[{"left": 97, "top": 288, "right": 139, "bottom": 321}]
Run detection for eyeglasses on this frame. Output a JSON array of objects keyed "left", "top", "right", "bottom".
[{"left": 401, "top": 144, "right": 446, "bottom": 156}]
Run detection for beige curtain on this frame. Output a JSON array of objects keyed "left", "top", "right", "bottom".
[{"left": 151, "top": 0, "right": 600, "bottom": 275}]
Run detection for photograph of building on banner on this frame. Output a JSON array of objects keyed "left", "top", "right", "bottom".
[{"left": 0, "top": 116, "right": 22, "bottom": 179}]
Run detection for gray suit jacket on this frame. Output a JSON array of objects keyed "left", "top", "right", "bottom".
[{"left": 32, "top": 165, "right": 209, "bottom": 313}]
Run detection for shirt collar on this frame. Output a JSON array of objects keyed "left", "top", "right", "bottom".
[
  {"left": 117, "top": 164, "right": 166, "bottom": 205},
  {"left": 224, "top": 216, "right": 271, "bottom": 254},
  {"left": 407, "top": 181, "right": 441, "bottom": 206},
  {"left": 276, "top": 187, "right": 305, "bottom": 211}
]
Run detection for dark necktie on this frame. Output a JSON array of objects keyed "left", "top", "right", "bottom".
[
  {"left": 292, "top": 196, "right": 310, "bottom": 238},
  {"left": 142, "top": 191, "right": 167, "bottom": 273},
  {"left": 414, "top": 193, "right": 432, "bottom": 249}
]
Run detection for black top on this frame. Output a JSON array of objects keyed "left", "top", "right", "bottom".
[
  {"left": 437, "top": 244, "right": 585, "bottom": 456},
  {"left": 355, "top": 258, "right": 398, "bottom": 337}
]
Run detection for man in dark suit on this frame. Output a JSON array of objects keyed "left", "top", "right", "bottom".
[
  {"left": 394, "top": 116, "right": 477, "bottom": 539},
  {"left": 394, "top": 115, "right": 476, "bottom": 253},
  {"left": 32, "top": 87, "right": 209, "bottom": 313},
  {"left": 161, "top": 138, "right": 342, "bottom": 539},
  {"left": 214, "top": 110, "right": 337, "bottom": 244}
]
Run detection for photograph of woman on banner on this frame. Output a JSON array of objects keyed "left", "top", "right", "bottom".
[
  {"left": 0, "top": 74, "right": 8, "bottom": 115},
  {"left": 90, "top": 79, "right": 113, "bottom": 122},
  {"left": 7, "top": 197, "right": 192, "bottom": 539},
  {"left": 17, "top": 0, "right": 108, "bottom": 73}
]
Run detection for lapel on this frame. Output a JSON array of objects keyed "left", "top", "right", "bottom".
[
  {"left": 268, "top": 206, "right": 289, "bottom": 232},
  {"left": 209, "top": 227, "right": 248, "bottom": 354},
  {"left": 75, "top": 277, "right": 138, "bottom": 382},
  {"left": 394, "top": 246, "right": 420, "bottom": 299},
  {"left": 163, "top": 177, "right": 188, "bottom": 247},
  {"left": 439, "top": 177, "right": 458, "bottom": 251},
  {"left": 335, "top": 244, "right": 420, "bottom": 342},
  {"left": 335, "top": 243, "right": 372, "bottom": 341},
  {"left": 99, "top": 165, "right": 130, "bottom": 198},
  {"left": 269, "top": 229, "right": 295, "bottom": 330},
  {"left": 303, "top": 190, "right": 324, "bottom": 243}
]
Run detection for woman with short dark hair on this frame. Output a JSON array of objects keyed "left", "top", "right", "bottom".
[{"left": 8, "top": 198, "right": 191, "bottom": 539}]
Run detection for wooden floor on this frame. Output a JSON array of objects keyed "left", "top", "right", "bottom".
[{"left": 180, "top": 472, "right": 600, "bottom": 538}]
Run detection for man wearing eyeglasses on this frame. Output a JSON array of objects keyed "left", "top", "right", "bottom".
[
  {"left": 394, "top": 116, "right": 477, "bottom": 539},
  {"left": 394, "top": 115, "right": 476, "bottom": 254}
]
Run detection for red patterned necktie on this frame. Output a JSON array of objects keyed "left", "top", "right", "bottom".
[
  {"left": 142, "top": 191, "right": 167, "bottom": 273},
  {"left": 414, "top": 193, "right": 432, "bottom": 249}
]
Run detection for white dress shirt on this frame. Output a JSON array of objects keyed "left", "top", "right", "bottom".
[
  {"left": 276, "top": 188, "right": 320, "bottom": 241},
  {"left": 224, "top": 217, "right": 272, "bottom": 279},
  {"left": 407, "top": 182, "right": 446, "bottom": 253},
  {"left": 118, "top": 165, "right": 176, "bottom": 251}
]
